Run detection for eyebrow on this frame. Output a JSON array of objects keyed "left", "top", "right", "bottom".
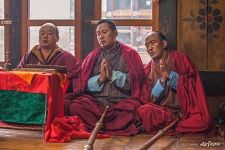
[{"left": 146, "top": 39, "right": 155, "bottom": 43}]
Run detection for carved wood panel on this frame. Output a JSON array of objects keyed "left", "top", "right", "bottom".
[{"left": 177, "top": 0, "right": 225, "bottom": 71}]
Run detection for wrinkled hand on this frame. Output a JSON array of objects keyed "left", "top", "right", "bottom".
[
  {"left": 99, "top": 58, "right": 107, "bottom": 83},
  {"left": 103, "top": 58, "right": 112, "bottom": 80},
  {"left": 153, "top": 0, "right": 160, "bottom": 3},
  {"left": 159, "top": 59, "right": 170, "bottom": 83}
]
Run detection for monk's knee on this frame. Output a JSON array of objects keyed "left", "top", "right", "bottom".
[
  {"left": 68, "top": 102, "right": 80, "bottom": 115},
  {"left": 138, "top": 105, "right": 154, "bottom": 117}
]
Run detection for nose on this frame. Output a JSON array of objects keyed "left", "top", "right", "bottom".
[
  {"left": 43, "top": 33, "right": 48, "bottom": 38},
  {"left": 98, "top": 34, "right": 104, "bottom": 39}
]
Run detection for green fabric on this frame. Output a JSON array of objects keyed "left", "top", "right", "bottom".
[{"left": 0, "top": 90, "right": 46, "bottom": 125}]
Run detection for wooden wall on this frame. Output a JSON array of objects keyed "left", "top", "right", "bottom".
[{"left": 177, "top": 0, "right": 225, "bottom": 71}]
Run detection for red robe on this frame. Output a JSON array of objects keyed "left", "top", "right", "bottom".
[
  {"left": 138, "top": 51, "right": 213, "bottom": 134},
  {"left": 17, "top": 45, "right": 81, "bottom": 93},
  {"left": 68, "top": 42, "right": 149, "bottom": 136}
]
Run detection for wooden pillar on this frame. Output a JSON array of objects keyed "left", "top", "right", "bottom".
[
  {"left": 9, "top": 0, "right": 21, "bottom": 67},
  {"left": 159, "top": 0, "right": 177, "bottom": 50},
  {"left": 80, "top": 0, "right": 95, "bottom": 61}
]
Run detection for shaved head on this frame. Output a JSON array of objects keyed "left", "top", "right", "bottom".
[
  {"left": 40, "top": 23, "right": 59, "bottom": 38},
  {"left": 145, "top": 31, "right": 167, "bottom": 42}
]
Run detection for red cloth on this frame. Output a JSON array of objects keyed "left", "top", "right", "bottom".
[
  {"left": 68, "top": 42, "right": 149, "bottom": 136},
  {"left": 138, "top": 51, "right": 213, "bottom": 134},
  {"left": 0, "top": 71, "right": 93, "bottom": 142},
  {"left": 48, "top": 116, "right": 109, "bottom": 142}
]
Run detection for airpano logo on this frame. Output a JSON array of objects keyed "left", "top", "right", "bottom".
[{"left": 200, "top": 141, "right": 224, "bottom": 147}]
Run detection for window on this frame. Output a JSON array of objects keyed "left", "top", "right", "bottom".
[
  {"left": 0, "top": 0, "right": 3, "bottom": 19},
  {"left": 29, "top": 0, "right": 74, "bottom": 20},
  {"left": 114, "top": 0, "right": 130, "bottom": 10},
  {"left": 0, "top": 0, "right": 4, "bottom": 61},
  {"left": 4, "top": 0, "right": 158, "bottom": 65},
  {"left": 0, "top": 26, "right": 4, "bottom": 61},
  {"left": 0, "top": 0, "right": 10, "bottom": 63},
  {"left": 97, "top": 0, "right": 158, "bottom": 64},
  {"left": 21, "top": 0, "right": 81, "bottom": 59}
]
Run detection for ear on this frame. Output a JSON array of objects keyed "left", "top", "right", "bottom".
[
  {"left": 114, "top": 30, "right": 118, "bottom": 37},
  {"left": 56, "top": 36, "right": 59, "bottom": 42},
  {"left": 162, "top": 40, "right": 168, "bottom": 49}
]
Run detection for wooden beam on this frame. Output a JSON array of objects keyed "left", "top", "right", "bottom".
[
  {"left": 21, "top": 0, "right": 28, "bottom": 59},
  {"left": 9, "top": 0, "right": 22, "bottom": 67},
  {"left": 89, "top": 19, "right": 152, "bottom": 26},
  {"left": 159, "top": 0, "right": 177, "bottom": 50},
  {"left": 80, "top": 0, "right": 95, "bottom": 60},
  {"left": 75, "top": 0, "right": 81, "bottom": 60},
  {"left": 26, "top": 20, "right": 76, "bottom": 26},
  {"left": 152, "top": 0, "right": 159, "bottom": 30}
]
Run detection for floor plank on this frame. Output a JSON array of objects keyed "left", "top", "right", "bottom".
[{"left": 0, "top": 127, "right": 224, "bottom": 150}]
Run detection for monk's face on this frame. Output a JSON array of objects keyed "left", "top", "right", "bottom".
[
  {"left": 96, "top": 22, "right": 117, "bottom": 50},
  {"left": 39, "top": 24, "right": 59, "bottom": 50},
  {"left": 145, "top": 33, "right": 167, "bottom": 61}
]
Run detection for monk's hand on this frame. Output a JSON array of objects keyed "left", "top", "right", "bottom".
[
  {"left": 98, "top": 58, "right": 107, "bottom": 84},
  {"left": 104, "top": 59, "right": 112, "bottom": 80},
  {"left": 153, "top": 0, "right": 160, "bottom": 3},
  {"left": 159, "top": 59, "right": 169, "bottom": 84}
]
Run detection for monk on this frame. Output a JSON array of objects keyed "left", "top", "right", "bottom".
[
  {"left": 137, "top": 31, "right": 213, "bottom": 134},
  {"left": 17, "top": 23, "right": 81, "bottom": 93},
  {"left": 65, "top": 19, "right": 148, "bottom": 136}
]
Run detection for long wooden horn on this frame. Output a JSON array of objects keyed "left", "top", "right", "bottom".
[
  {"left": 137, "top": 113, "right": 181, "bottom": 150},
  {"left": 83, "top": 105, "right": 109, "bottom": 150}
]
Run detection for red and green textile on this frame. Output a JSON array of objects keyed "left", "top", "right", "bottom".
[
  {"left": 0, "top": 71, "right": 67, "bottom": 141},
  {"left": 0, "top": 90, "right": 46, "bottom": 124}
]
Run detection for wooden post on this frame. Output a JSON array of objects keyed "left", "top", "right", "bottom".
[{"left": 83, "top": 105, "right": 109, "bottom": 150}]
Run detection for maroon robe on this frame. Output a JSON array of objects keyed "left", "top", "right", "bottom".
[
  {"left": 17, "top": 45, "right": 81, "bottom": 93},
  {"left": 67, "top": 42, "right": 149, "bottom": 136},
  {"left": 138, "top": 51, "right": 213, "bottom": 134}
]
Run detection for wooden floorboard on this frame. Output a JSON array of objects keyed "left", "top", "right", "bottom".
[{"left": 0, "top": 127, "right": 224, "bottom": 150}]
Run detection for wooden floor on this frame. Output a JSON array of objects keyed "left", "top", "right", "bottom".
[
  {"left": 0, "top": 126, "right": 224, "bottom": 150},
  {"left": 0, "top": 97, "right": 224, "bottom": 150}
]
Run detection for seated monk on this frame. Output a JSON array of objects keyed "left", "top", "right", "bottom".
[
  {"left": 138, "top": 31, "right": 213, "bottom": 134},
  {"left": 17, "top": 23, "right": 81, "bottom": 93},
  {"left": 65, "top": 19, "right": 149, "bottom": 136}
]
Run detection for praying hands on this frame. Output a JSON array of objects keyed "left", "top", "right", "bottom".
[{"left": 99, "top": 58, "right": 112, "bottom": 84}]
